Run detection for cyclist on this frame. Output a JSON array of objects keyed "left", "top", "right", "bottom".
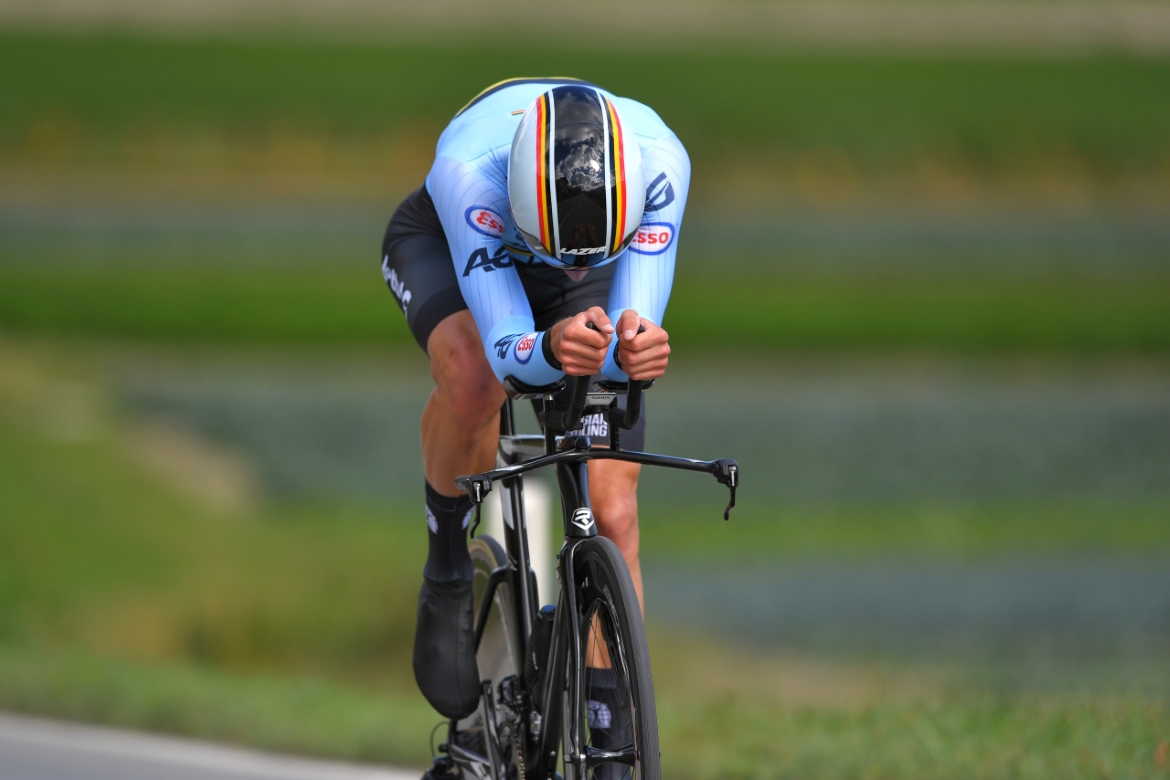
[{"left": 380, "top": 78, "right": 688, "bottom": 772}]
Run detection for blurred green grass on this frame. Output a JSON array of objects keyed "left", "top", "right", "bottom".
[
  {"left": 0, "top": 407, "right": 419, "bottom": 685},
  {"left": 0, "top": 648, "right": 436, "bottom": 766},
  {"left": 3, "top": 644, "right": 1166, "bottom": 779},
  {"left": 4, "top": 28, "right": 1169, "bottom": 352},
  {"left": 2, "top": 263, "right": 1167, "bottom": 351},
  {"left": 654, "top": 683, "right": 1170, "bottom": 780},
  {"left": 4, "top": 29, "right": 1170, "bottom": 178},
  {"left": 640, "top": 500, "right": 1170, "bottom": 562},
  {"left": 0, "top": 265, "right": 402, "bottom": 346},
  {"left": 669, "top": 271, "right": 1170, "bottom": 352},
  {"left": 3, "top": 341, "right": 1169, "bottom": 775}
]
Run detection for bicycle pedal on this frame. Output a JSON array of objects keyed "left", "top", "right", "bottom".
[{"left": 421, "top": 755, "right": 463, "bottom": 780}]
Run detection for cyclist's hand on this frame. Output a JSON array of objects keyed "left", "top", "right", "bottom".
[
  {"left": 616, "top": 309, "right": 670, "bottom": 381},
  {"left": 551, "top": 307, "right": 614, "bottom": 376}
]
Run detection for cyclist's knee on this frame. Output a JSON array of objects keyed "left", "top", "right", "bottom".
[
  {"left": 590, "top": 461, "right": 641, "bottom": 553},
  {"left": 428, "top": 313, "right": 504, "bottom": 429},
  {"left": 595, "top": 493, "right": 638, "bottom": 543}
]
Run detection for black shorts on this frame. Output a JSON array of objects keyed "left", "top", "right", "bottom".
[{"left": 380, "top": 185, "right": 646, "bottom": 449}]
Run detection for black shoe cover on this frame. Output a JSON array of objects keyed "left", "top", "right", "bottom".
[{"left": 413, "top": 577, "right": 481, "bottom": 720}]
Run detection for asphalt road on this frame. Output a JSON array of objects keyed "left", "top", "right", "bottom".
[{"left": 0, "top": 712, "right": 419, "bottom": 780}]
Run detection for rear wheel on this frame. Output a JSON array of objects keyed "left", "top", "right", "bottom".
[
  {"left": 470, "top": 535, "right": 521, "bottom": 692},
  {"left": 563, "top": 537, "right": 660, "bottom": 780},
  {"left": 457, "top": 535, "right": 522, "bottom": 766}
]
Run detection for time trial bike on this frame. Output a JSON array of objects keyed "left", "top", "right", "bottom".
[{"left": 425, "top": 371, "right": 738, "bottom": 780}]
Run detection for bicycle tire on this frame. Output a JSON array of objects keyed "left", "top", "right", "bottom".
[
  {"left": 459, "top": 535, "right": 523, "bottom": 766},
  {"left": 564, "top": 536, "right": 660, "bottom": 780}
]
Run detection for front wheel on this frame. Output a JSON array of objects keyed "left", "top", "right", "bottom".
[{"left": 563, "top": 536, "right": 660, "bottom": 780}]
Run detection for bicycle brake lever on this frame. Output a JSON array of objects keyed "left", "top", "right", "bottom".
[
  {"left": 711, "top": 458, "right": 738, "bottom": 521},
  {"left": 456, "top": 475, "right": 493, "bottom": 538},
  {"left": 469, "top": 506, "right": 481, "bottom": 539}
]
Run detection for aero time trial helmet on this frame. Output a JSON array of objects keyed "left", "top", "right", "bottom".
[{"left": 509, "top": 85, "right": 644, "bottom": 270}]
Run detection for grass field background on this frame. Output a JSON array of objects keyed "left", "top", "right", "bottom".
[
  {"left": 5, "top": 29, "right": 1170, "bottom": 208},
  {"left": 3, "top": 340, "right": 1169, "bottom": 779},
  {"left": 2, "top": 20, "right": 1169, "bottom": 779}
]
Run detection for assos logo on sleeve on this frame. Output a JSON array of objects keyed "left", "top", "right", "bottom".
[
  {"left": 514, "top": 332, "right": 538, "bottom": 364},
  {"left": 465, "top": 205, "right": 505, "bottom": 238},
  {"left": 494, "top": 333, "right": 520, "bottom": 359},
  {"left": 630, "top": 222, "right": 675, "bottom": 255},
  {"left": 644, "top": 172, "right": 676, "bottom": 212}
]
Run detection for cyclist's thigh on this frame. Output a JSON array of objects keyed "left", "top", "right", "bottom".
[{"left": 380, "top": 184, "right": 467, "bottom": 353}]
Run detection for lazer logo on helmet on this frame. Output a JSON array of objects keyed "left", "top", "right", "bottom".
[
  {"left": 630, "top": 222, "right": 675, "bottom": 255},
  {"left": 514, "top": 333, "right": 537, "bottom": 364},
  {"left": 465, "top": 205, "right": 505, "bottom": 238},
  {"left": 559, "top": 247, "right": 606, "bottom": 255}
]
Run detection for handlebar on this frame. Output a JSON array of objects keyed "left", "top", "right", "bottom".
[
  {"left": 473, "top": 321, "right": 737, "bottom": 531},
  {"left": 512, "top": 321, "right": 650, "bottom": 433},
  {"left": 623, "top": 378, "right": 644, "bottom": 430},
  {"left": 554, "top": 321, "right": 646, "bottom": 433},
  {"left": 558, "top": 370, "right": 593, "bottom": 432},
  {"left": 550, "top": 374, "right": 645, "bottom": 433},
  {"left": 457, "top": 445, "right": 739, "bottom": 528}
]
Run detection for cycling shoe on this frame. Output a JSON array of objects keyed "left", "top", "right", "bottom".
[{"left": 413, "top": 577, "right": 481, "bottom": 720}]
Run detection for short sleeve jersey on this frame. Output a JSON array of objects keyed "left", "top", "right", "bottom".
[{"left": 425, "top": 78, "right": 690, "bottom": 387}]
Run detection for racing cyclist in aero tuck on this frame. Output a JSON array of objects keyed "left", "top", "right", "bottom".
[{"left": 379, "top": 78, "right": 688, "bottom": 778}]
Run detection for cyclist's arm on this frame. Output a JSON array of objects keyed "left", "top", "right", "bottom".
[
  {"left": 601, "top": 133, "right": 691, "bottom": 382},
  {"left": 427, "top": 155, "right": 565, "bottom": 387}
]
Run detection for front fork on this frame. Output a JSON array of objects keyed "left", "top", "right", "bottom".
[{"left": 536, "top": 460, "right": 597, "bottom": 777}]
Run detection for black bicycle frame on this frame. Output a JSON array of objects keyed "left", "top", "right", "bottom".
[{"left": 451, "top": 379, "right": 738, "bottom": 779}]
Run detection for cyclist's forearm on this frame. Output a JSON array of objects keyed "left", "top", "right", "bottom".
[{"left": 481, "top": 317, "right": 564, "bottom": 386}]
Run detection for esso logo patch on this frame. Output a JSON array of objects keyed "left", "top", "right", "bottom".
[
  {"left": 514, "top": 332, "right": 538, "bottom": 364},
  {"left": 629, "top": 222, "right": 675, "bottom": 255},
  {"left": 466, "top": 206, "right": 505, "bottom": 238}
]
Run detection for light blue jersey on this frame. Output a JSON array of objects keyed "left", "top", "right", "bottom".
[{"left": 425, "top": 78, "right": 690, "bottom": 387}]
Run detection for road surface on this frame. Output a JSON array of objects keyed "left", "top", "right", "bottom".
[{"left": 0, "top": 712, "right": 419, "bottom": 780}]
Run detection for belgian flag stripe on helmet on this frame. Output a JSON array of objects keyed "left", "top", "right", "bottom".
[
  {"left": 604, "top": 97, "right": 626, "bottom": 256},
  {"left": 534, "top": 93, "right": 556, "bottom": 254}
]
